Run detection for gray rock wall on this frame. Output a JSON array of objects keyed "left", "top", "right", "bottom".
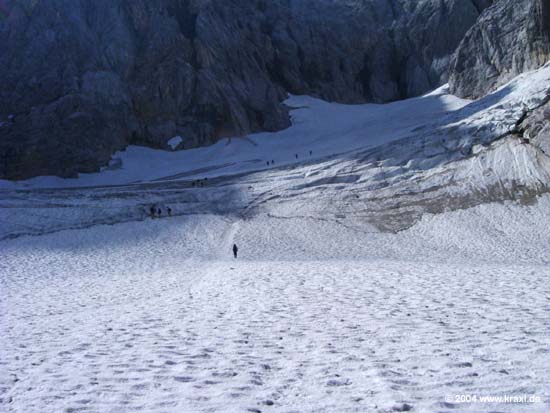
[
  {"left": 0, "top": 0, "right": 489, "bottom": 179},
  {"left": 522, "top": 94, "right": 550, "bottom": 155},
  {"left": 449, "top": 0, "right": 550, "bottom": 98}
]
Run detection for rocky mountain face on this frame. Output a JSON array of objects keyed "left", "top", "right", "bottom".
[
  {"left": 0, "top": 0, "right": 490, "bottom": 180},
  {"left": 522, "top": 97, "right": 550, "bottom": 156},
  {"left": 449, "top": 0, "right": 550, "bottom": 98}
]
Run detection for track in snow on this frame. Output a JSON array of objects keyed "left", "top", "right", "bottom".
[{"left": 1, "top": 216, "right": 549, "bottom": 413}]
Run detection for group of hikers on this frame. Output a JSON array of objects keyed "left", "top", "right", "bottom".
[
  {"left": 149, "top": 205, "right": 172, "bottom": 218},
  {"left": 267, "top": 150, "right": 313, "bottom": 166},
  {"left": 191, "top": 150, "right": 316, "bottom": 185},
  {"left": 146, "top": 150, "right": 315, "bottom": 257},
  {"left": 192, "top": 178, "right": 208, "bottom": 187},
  {"left": 148, "top": 204, "right": 240, "bottom": 259}
]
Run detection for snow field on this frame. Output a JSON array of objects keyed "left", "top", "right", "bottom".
[{"left": 1, "top": 207, "right": 549, "bottom": 413}]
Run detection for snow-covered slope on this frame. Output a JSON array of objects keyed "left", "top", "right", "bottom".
[
  {"left": 1, "top": 66, "right": 550, "bottom": 413},
  {"left": 1, "top": 202, "right": 549, "bottom": 413}
]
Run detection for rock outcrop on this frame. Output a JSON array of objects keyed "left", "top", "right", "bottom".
[
  {"left": 0, "top": 0, "right": 489, "bottom": 179},
  {"left": 522, "top": 94, "right": 550, "bottom": 155},
  {"left": 449, "top": 0, "right": 550, "bottom": 99}
]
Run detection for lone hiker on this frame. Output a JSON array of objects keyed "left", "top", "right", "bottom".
[
  {"left": 233, "top": 244, "right": 238, "bottom": 259},
  {"left": 167, "top": 207, "right": 172, "bottom": 216},
  {"left": 150, "top": 205, "right": 156, "bottom": 219}
]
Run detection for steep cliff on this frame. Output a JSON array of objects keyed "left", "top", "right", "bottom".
[
  {"left": 449, "top": 0, "right": 550, "bottom": 98},
  {"left": 0, "top": 0, "right": 488, "bottom": 179}
]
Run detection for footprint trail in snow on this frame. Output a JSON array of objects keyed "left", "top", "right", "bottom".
[{"left": 1, "top": 214, "right": 549, "bottom": 413}]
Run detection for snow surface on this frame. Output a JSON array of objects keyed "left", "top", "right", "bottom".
[
  {"left": 167, "top": 136, "right": 183, "bottom": 150},
  {"left": 1, "top": 202, "right": 549, "bottom": 413},
  {"left": 1, "top": 65, "right": 550, "bottom": 413}
]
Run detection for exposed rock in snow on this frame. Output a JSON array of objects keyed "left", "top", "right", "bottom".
[{"left": 521, "top": 97, "right": 550, "bottom": 155}]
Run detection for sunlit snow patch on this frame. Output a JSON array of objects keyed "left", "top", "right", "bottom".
[{"left": 167, "top": 136, "right": 183, "bottom": 150}]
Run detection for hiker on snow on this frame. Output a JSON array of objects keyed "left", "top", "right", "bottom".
[
  {"left": 150, "top": 205, "right": 156, "bottom": 218},
  {"left": 233, "top": 244, "right": 238, "bottom": 259}
]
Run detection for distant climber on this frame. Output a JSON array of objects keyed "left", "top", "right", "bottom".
[
  {"left": 157, "top": 208, "right": 162, "bottom": 217},
  {"left": 233, "top": 244, "right": 238, "bottom": 259},
  {"left": 266, "top": 161, "right": 270, "bottom": 166},
  {"left": 309, "top": 150, "right": 312, "bottom": 156},
  {"left": 150, "top": 205, "right": 156, "bottom": 219},
  {"left": 167, "top": 207, "right": 172, "bottom": 216},
  {"left": 295, "top": 154, "right": 298, "bottom": 159},
  {"left": 271, "top": 160, "right": 275, "bottom": 165}
]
